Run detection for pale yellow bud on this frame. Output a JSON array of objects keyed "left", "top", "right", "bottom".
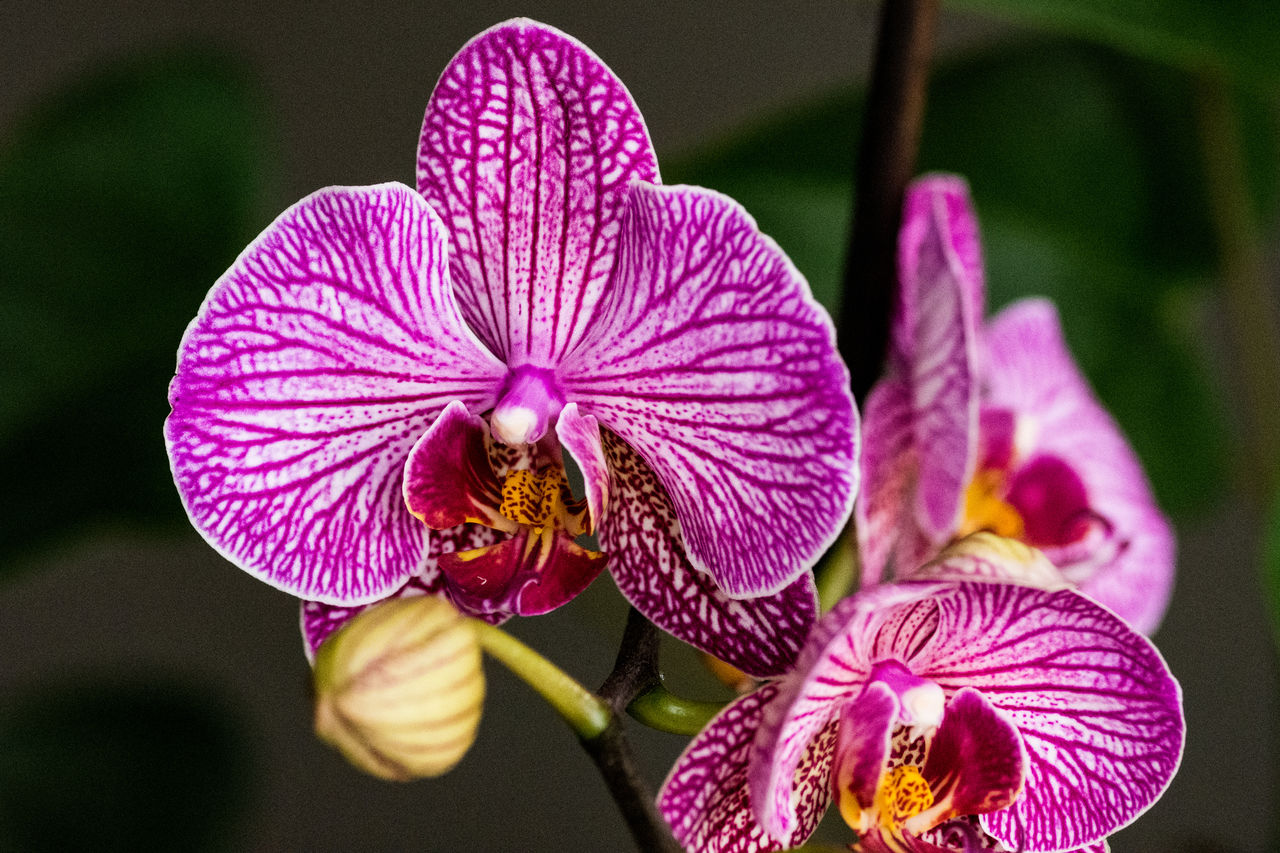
[{"left": 313, "top": 595, "right": 484, "bottom": 781}]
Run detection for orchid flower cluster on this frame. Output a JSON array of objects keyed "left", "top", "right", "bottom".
[{"left": 165, "top": 18, "right": 1183, "bottom": 853}]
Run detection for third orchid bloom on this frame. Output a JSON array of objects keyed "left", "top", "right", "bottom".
[
  {"left": 857, "top": 174, "right": 1174, "bottom": 633},
  {"left": 164, "top": 19, "right": 858, "bottom": 675},
  {"left": 659, "top": 536, "right": 1184, "bottom": 852}
]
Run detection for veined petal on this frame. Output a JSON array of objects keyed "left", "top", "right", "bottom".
[
  {"left": 659, "top": 683, "right": 836, "bottom": 853},
  {"left": 565, "top": 183, "right": 858, "bottom": 598},
  {"left": 916, "top": 688, "right": 1025, "bottom": 827},
  {"left": 417, "top": 18, "right": 659, "bottom": 365},
  {"left": 556, "top": 402, "right": 609, "bottom": 531},
  {"left": 896, "top": 176, "right": 981, "bottom": 541},
  {"left": 856, "top": 376, "right": 924, "bottom": 586},
  {"left": 911, "top": 581, "right": 1183, "bottom": 851},
  {"left": 402, "top": 401, "right": 511, "bottom": 532},
  {"left": 438, "top": 528, "right": 606, "bottom": 618},
  {"left": 165, "top": 184, "right": 506, "bottom": 604},
  {"left": 831, "top": 682, "right": 897, "bottom": 821},
  {"left": 300, "top": 522, "right": 502, "bottom": 660},
  {"left": 600, "top": 433, "right": 817, "bottom": 678},
  {"left": 982, "top": 299, "right": 1174, "bottom": 633},
  {"left": 751, "top": 584, "right": 947, "bottom": 839}
]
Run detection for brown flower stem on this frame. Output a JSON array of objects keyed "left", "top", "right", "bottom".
[
  {"left": 580, "top": 607, "right": 681, "bottom": 853},
  {"left": 839, "top": 0, "right": 940, "bottom": 403}
]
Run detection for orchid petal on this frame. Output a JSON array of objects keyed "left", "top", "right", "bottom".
[
  {"left": 751, "top": 584, "right": 947, "bottom": 838},
  {"left": 983, "top": 298, "right": 1174, "bottom": 633},
  {"left": 831, "top": 681, "right": 897, "bottom": 816},
  {"left": 565, "top": 182, "right": 858, "bottom": 598},
  {"left": 438, "top": 529, "right": 606, "bottom": 619},
  {"left": 600, "top": 433, "right": 817, "bottom": 678},
  {"left": 417, "top": 18, "right": 659, "bottom": 365},
  {"left": 918, "top": 687, "right": 1025, "bottom": 825},
  {"left": 300, "top": 522, "right": 503, "bottom": 661},
  {"left": 556, "top": 402, "right": 609, "bottom": 531},
  {"left": 402, "top": 400, "right": 511, "bottom": 532},
  {"left": 912, "top": 582, "right": 1183, "bottom": 851},
  {"left": 165, "top": 184, "right": 506, "bottom": 604},
  {"left": 896, "top": 176, "right": 982, "bottom": 540},
  {"left": 856, "top": 375, "right": 923, "bottom": 586},
  {"left": 659, "top": 683, "right": 835, "bottom": 853}
]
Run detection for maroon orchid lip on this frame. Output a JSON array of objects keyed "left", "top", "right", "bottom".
[
  {"left": 856, "top": 173, "right": 1174, "bottom": 635},
  {"left": 660, "top": 544, "right": 1184, "bottom": 853},
  {"left": 165, "top": 19, "right": 857, "bottom": 675}
]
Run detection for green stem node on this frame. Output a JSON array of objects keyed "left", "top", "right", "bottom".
[{"left": 627, "top": 684, "right": 727, "bottom": 736}]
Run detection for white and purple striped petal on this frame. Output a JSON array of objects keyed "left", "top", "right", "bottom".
[
  {"left": 417, "top": 19, "right": 659, "bottom": 365},
  {"left": 565, "top": 182, "right": 858, "bottom": 598},
  {"left": 658, "top": 683, "right": 836, "bottom": 853},
  {"left": 983, "top": 299, "right": 1175, "bottom": 634},
  {"left": 858, "top": 176, "right": 981, "bottom": 584},
  {"left": 600, "top": 433, "right": 817, "bottom": 678},
  {"left": 915, "top": 581, "right": 1183, "bottom": 851},
  {"left": 166, "top": 184, "right": 506, "bottom": 604}
]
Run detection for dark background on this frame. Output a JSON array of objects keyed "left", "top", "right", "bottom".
[{"left": 1, "top": 2, "right": 1275, "bottom": 851}]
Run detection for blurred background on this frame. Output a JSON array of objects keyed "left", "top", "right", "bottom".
[{"left": 2, "top": 1, "right": 1278, "bottom": 850}]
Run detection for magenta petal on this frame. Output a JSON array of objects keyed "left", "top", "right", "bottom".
[
  {"left": 856, "top": 375, "right": 924, "bottom": 586},
  {"left": 600, "top": 433, "right": 817, "bottom": 678},
  {"left": 437, "top": 529, "right": 606, "bottom": 618},
  {"left": 911, "top": 582, "right": 1183, "bottom": 851},
  {"left": 895, "top": 175, "right": 982, "bottom": 539},
  {"left": 565, "top": 183, "right": 858, "bottom": 598},
  {"left": 831, "top": 681, "right": 897, "bottom": 812},
  {"left": 659, "top": 683, "right": 835, "bottom": 852},
  {"left": 555, "top": 403, "right": 610, "bottom": 531},
  {"left": 402, "top": 401, "right": 509, "bottom": 531},
  {"left": 983, "top": 298, "right": 1174, "bottom": 633},
  {"left": 920, "top": 687, "right": 1025, "bottom": 822},
  {"left": 165, "top": 184, "right": 506, "bottom": 605},
  {"left": 417, "top": 19, "right": 659, "bottom": 365}
]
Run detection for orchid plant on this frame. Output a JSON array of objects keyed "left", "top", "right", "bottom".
[{"left": 162, "top": 12, "right": 1185, "bottom": 853}]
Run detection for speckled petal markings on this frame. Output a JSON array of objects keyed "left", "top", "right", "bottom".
[
  {"left": 417, "top": 19, "right": 659, "bottom": 365},
  {"left": 983, "top": 299, "right": 1174, "bottom": 634},
  {"left": 600, "top": 433, "right": 817, "bottom": 678},
  {"left": 565, "top": 183, "right": 858, "bottom": 598},
  {"left": 658, "top": 683, "right": 837, "bottom": 853},
  {"left": 165, "top": 184, "right": 506, "bottom": 604},
  {"left": 917, "top": 582, "right": 1183, "bottom": 851}
]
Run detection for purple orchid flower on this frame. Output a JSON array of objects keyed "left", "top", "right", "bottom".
[
  {"left": 658, "top": 537, "right": 1183, "bottom": 853},
  {"left": 856, "top": 173, "right": 1174, "bottom": 633},
  {"left": 164, "top": 19, "right": 858, "bottom": 675}
]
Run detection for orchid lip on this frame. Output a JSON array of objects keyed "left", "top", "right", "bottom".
[{"left": 490, "top": 364, "right": 565, "bottom": 446}]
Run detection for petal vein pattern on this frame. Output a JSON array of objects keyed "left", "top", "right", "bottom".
[
  {"left": 565, "top": 183, "right": 858, "bottom": 597},
  {"left": 165, "top": 184, "right": 506, "bottom": 604},
  {"left": 417, "top": 19, "right": 659, "bottom": 365},
  {"left": 916, "top": 582, "right": 1183, "bottom": 851}
]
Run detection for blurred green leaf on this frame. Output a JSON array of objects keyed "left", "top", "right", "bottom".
[
  {"left": 0, "top": 677, "right": 251, "bottom": 852},
  {"left": 0, "top": 47, "right": 271, "bottom": 560},
  {"left": 950, "top": 0, "right": 1280, "bottom": 89},
  {"left": 667, "top": 38, "right": 1280, "bottom": 516}
]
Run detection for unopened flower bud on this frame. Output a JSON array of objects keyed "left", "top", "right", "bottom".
[{"left": 313, "top": 595, "right": 484, "bottom": 781}]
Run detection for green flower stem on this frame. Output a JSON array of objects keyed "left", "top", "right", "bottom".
[
  {"left": 816, "top": 527, "right": 860, "bottom": 613},
  {"left": 470, "top": 621, "right": 611, "bottom": 739},
  {"left": 626, "top": 684, "right": 726, "bottom": 736}
]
